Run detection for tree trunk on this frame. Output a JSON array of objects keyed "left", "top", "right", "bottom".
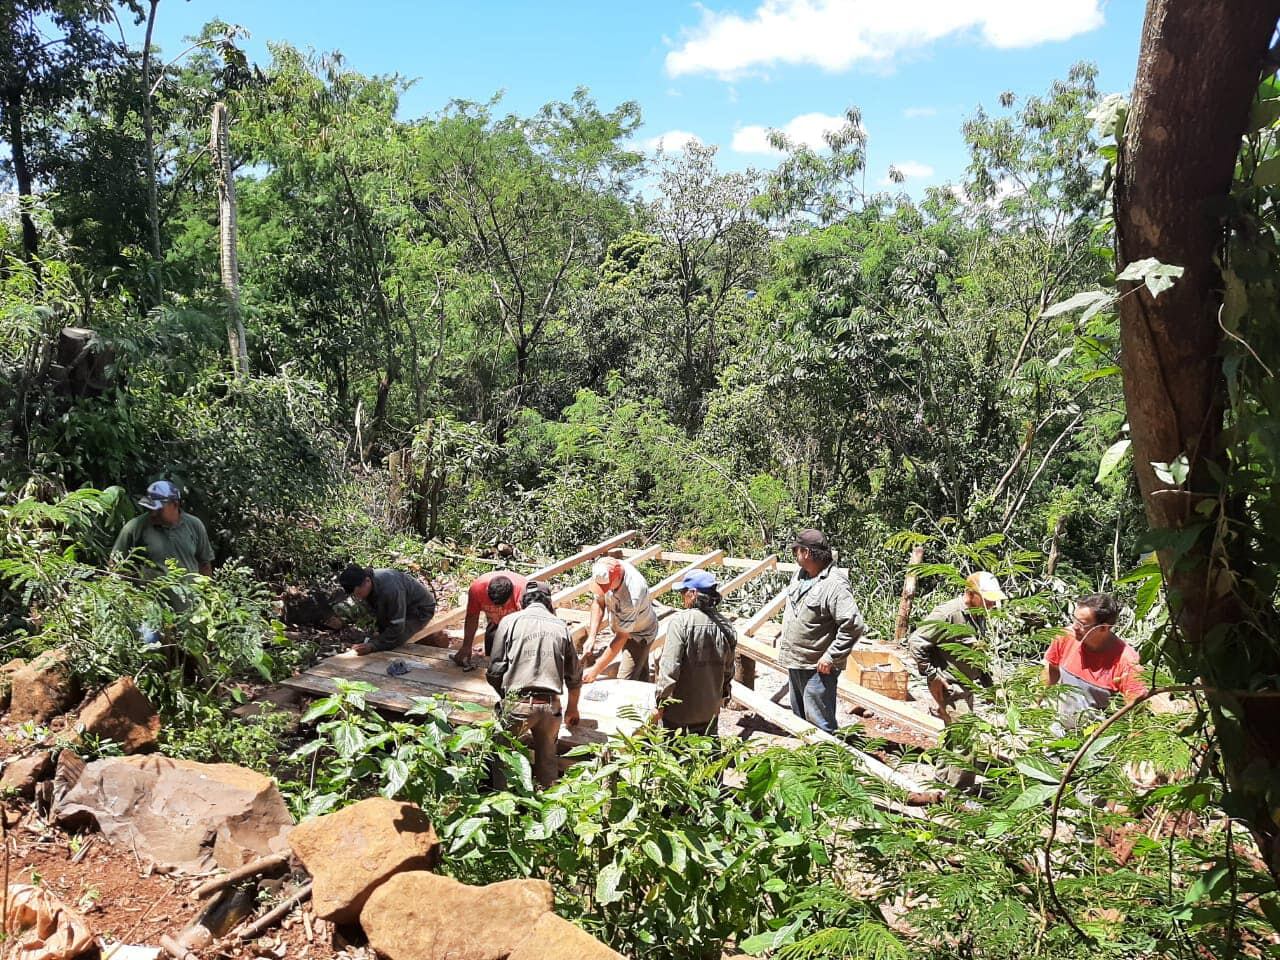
[
  {"left": 1115, "top": 0, "right": 1280, "bottom": 876},
  {"left": 141, "top": 0, "right": 163, "bottom": 305},
  {"left": 211, "top": 102, "right": 249, "bottom": 377},
  {"left": 5, "top": 90, "right": 39, "bottom": 270},
  {"left": 893, "top": 545, "right": 926, "bottom": 642}
]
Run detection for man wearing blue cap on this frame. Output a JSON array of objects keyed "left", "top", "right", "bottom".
[
  {"left": 112, "top": 480, "right": 214, "bottom": 577},
  {"left": 654, "top": 570, "right": 737, "bottom": 736}
]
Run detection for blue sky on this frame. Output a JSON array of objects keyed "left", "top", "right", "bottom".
[{"left": 134, "top": 1, "right": 1147, "bottom": 193}]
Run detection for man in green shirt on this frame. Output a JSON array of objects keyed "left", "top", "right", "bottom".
[{"left": 112, "top": 480, "right": 214, "bottom": 577}]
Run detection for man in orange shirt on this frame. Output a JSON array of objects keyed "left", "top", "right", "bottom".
[
  {"left": 1042, "top": 592, "right": 1148, "bottom": 726},
  {"left": 451, "top": 571, "right": 528, "bottom": 669}
]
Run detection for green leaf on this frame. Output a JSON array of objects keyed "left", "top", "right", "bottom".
[
  {"left": 1095, "top": 439, "right": 1131, "bottom": 484},
  {"left": 1254, "top": 154, "right": 1280, "bottom": 186},
  {"left": 1251, "top": 98, "right": 1280, "bottom": 131},
  {"left": 1117, "top": 257, "right": 1184, "bottom": 298},
  {"left": 1151, "top": 455, "right": 1189, "bottom": 486},
  {"left": 762, "top": 877, "right": 787, "bottom": 893},
  {"left": 331, "top": 721, "right": 367, "bottom": 758},
  {"left": 1042, "top": 290, "right": 1113, "bottom": 319},
  {"left": 381, "top": 757, "right": 409, "bottom": 797},
  {"left": 1015, "top": 758, "right": 1062, "bottom": 784},
  {"left": 642, "top": 839, "right": 665, "bottom": 866},
  {"left": 1009, "top": 783, "right": 1058, "bottom": 811},
  {"left": 300, "top": 697, "right": 339, "bottom": 723},
  {"left": 595, "top": 860, "right": 625, "bottom": 905}
]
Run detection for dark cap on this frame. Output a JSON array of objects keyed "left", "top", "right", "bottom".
[
  {"left": 337, "top": 563, "right": 372, "bottom": 593},
  {"left": 791, "top": 528, "right": 828, "bottom": 549},
  {"left": 522, "top": 579, "right": 554, "bottom": 609}
]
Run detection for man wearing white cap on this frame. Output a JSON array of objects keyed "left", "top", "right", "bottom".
[
  {"left": 908, "top": 571, "right": 1007, "bottom": 723},
  {"left": 112, "top": 479, "right": 214, "bottom": 577},
  {"left": 582, "top": 556, "right": 658, "bottom": 683}
]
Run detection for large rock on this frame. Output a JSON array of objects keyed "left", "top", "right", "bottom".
[
  {"left": 507, "top": 913, "right": 623, "bottom": 960},
  {"left": 54, "top": 756, "right": 293, "bottom": 874},
  {"left": 10, "top": 650, "right": 79, "bottom": 724},
  {"left": 289, "top": 797, "right": 440, "bottom": 923},
  {"left": 0, "top": 658, "right": 26, "bottom": 712},
  {"left": 75, "top": 677, "right": 159, "bottom": 754},
  {"left": 361, "top": 872, "right": 553, "bottom": 960},
  {"left": 1, "top": 751, "right": 54, "bottom": 799}
]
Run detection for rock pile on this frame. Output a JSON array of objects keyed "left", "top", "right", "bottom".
[{"left": 294, "top": 797, "right": 623, "bottom": 959}]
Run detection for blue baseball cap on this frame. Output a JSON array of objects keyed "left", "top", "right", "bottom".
[
  {"left": 674, "top": 570, "right": 717, "bottom": 592},
  {"left": 138, "top": 480, "right": 181, "bottom": 510}
]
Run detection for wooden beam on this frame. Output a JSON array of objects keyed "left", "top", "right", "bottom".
[
  {"left": 728, "top": 681, "right": 929, "bottom": 796},
  {"left": 552, "top": 544, "right": 664, "bottom": 607},
  {"left": 650, "top": 550, "right": 726, "bottom": 596},
  {"left": 720, "top": 555, "right": 778, "bottom": 595},
  {"left": 743, "top": 589, "right": 787, "bottom": 637},
  {"left": 618, "top": 548, "right": 800, "bottom": 574},
  {"left": 431, "top": 530, "right": 639, "bottom": 630},
  {"left": 734, "top": 634, "right": 943, "bottom": 739}
]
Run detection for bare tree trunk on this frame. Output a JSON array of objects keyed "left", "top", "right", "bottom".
[
  {"left": 1045, "top": 515, "right": 1066, "bottom": 578},
  {"left": 893, "top": 545, "right": 926, "bottom": 643},
  {"left": 211, "top": 102, "right": 249, "bottom": 377},
  {"left": 1115, "top": 0, "right": 1280, "bottom": 877},
  {"left": 141, "top": 0, "right": 163, "bottom": 305},
  {"left": 5, "top": 90, "right": 39, "bottom": 271}
]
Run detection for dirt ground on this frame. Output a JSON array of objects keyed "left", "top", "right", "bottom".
[{"left": 6, "top": 807, "right": 371, "bottom": 960}]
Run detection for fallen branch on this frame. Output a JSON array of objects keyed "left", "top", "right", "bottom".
[
  {"left": 236, "top": 883, "right": 312, "bottom": 942},
  {"left": 190, "top": 852, "right": 291, "bottom": 900}
]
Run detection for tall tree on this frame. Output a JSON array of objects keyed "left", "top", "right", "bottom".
[
  {"left": 1114, "top": 0, "right": 1280, "bottom": 875},
  {"left": 0, "top": 0, "right": 130, "bottom": 267}
]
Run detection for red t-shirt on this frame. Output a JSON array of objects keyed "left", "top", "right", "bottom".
[
  {"left": 467, "top": 571, "right": 528, "bottom": 623},
  {"left": 1045, "top": 631, "right": 1147, "bottom": 705}
]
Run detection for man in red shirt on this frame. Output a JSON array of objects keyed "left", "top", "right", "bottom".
[
  {"left": 1042, "top": 593, "right": 1148, "bottom": 726},
  {"left": 451, "top": 571, "right": 528, "bottom": 669}
]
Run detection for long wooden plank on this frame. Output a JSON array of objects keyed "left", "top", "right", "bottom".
[
  {"left": 619, "top": 548, "right": 800, "bottom": 575},
  {"left": 552, "top": 544, "right": 664, "bottom": 606},
  {"left": 734, "top": 634, "right": 943, "bottom": 738},
  {"left": 650, "top": 550, "right": 726, "bottom": 596},
  {"left": 720, "top": 555, "right": 778, "bottom": 595},
  {"left": 431, "top": 530, "right": 640, "bottom": 630},
  {"left": 728, "top": 680, "right": 928, "bottom": 795},
  {"left": 743, "top": 590, "right": 787, "bottom": 637}
]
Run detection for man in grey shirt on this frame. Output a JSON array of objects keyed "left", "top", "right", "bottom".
[
  {"left": 337, "top": 563, "right": 437, "bottom": 655},
  {"left": 780, "top": 529, "right": 867, "bottom": 734},
  {"left": 487, "top": 581, "right": 582, "bottom": 788},
  {"left": 582, "top": 556, "right": 659, "bottom": 682}
]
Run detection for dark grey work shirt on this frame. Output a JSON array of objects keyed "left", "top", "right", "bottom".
[
  {"left": 369, "top": 568, "right": 436, "bottom": 647},
  {"left": 487, "top": 603, "right": 582, "bottom": 696}
]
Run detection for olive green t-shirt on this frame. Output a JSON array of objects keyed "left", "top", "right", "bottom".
[{"left": 112, "top": 512, "right": 214, "bottom": 575}]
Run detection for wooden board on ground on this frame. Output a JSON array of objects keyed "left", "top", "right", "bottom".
[
  {"left": 283, "top": 650, "right": 654, "bottom": 751},
  {"left": 734, "top": 635, "right": 943, "bottom": 739}
]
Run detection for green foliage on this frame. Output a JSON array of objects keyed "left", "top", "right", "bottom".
[{"left": 0, "top": 487, "right": 289, "bottom": 713}]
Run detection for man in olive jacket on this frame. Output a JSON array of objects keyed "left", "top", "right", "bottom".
[
  {"left": 654, "top": 570, "right": 737, "bottom": 736},
  {"left": 780, "top": 529, "right": 867, "bottom": 734}
]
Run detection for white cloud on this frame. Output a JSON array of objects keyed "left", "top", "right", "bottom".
[
  {"left": 665, "top": 0, "right": 1105, "bottom": 79},
  {"left": 903, "top": 106, "right": 937, "bottom": 118},
  {"left": 880, "top": 160, "right": 935, "bottom": 185},
  {"left": 644, "top": 129, "right": 703, "bottom": 152},
  {"left": 731, "top": 111, "right": 851, "bottom": 154}
]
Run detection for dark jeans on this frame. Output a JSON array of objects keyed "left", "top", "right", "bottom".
[{"left": 788, "top": 667, "right": 840, "bottom": 734}]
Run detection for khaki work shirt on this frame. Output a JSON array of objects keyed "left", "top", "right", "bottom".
[{"left": 487, "top": 603, "right": 583, "bottom": 696}]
